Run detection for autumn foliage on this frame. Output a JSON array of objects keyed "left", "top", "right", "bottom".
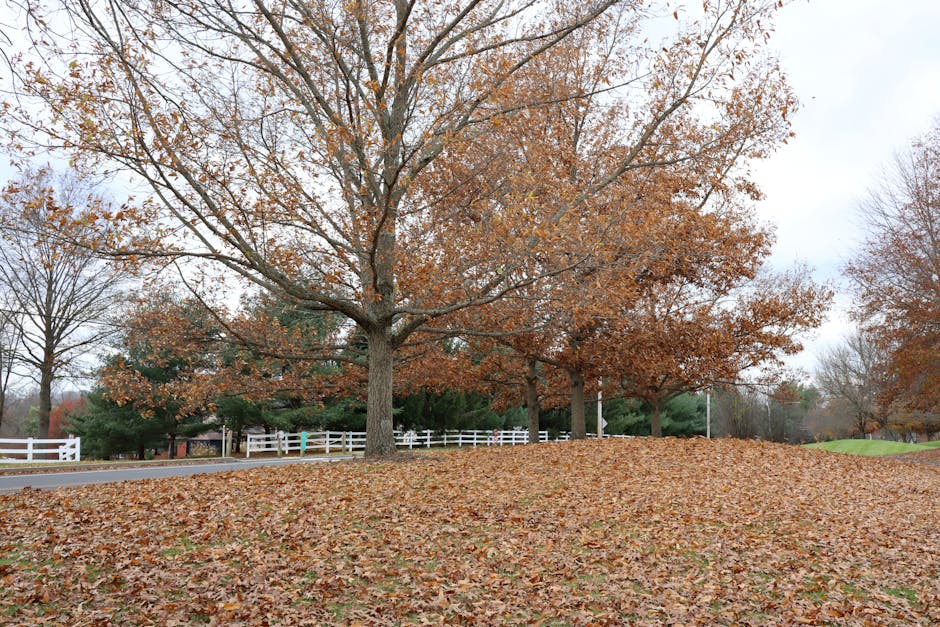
[
  {"left": 847, "top": 123, "right": 940, "bottom": 431},
  {"left": 1, "top": 439, "right": 938, "bottom": 624},
  {"left": 6, "top": 0, "right": 816, "bottom": 454}
]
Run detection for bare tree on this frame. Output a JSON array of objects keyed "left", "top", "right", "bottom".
[
  {"left": 815, "top": 331, "right": 885, "bottom": 437},
  {"left": 711, "top": 386, "right": 760, "bottom": 439},
  {"left": 0, "top": 300, "right": 24, "bottom": 430},
  {"left": 0, "top": 167, "right": 124, "bottom": 438}
]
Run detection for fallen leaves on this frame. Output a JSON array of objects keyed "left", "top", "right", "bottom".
[{"left": 0, "top": 438, "right": 938, "bottom": 625}]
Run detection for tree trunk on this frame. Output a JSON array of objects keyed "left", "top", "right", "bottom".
[
  {"left": 38, "top": 360, "right": 53, "bottom": 439},
  {"left": 569, "top": 369, "right": 586, "bottom": 439},
  {"left": 365, "top": 328, "right": 397, "bottom": 456},
  {"left": 650, "top": 402, "right": 663, "bottom": 437},
  {"left": 422, "top": 390, "right": 433, "bottom": 430},
  {"left": 525, "top": 357, "right": 540, "bottom": 444},
  {"left": 137, "top": 443, "right": 145, "bottom": 460},
  {"left": 168, "top": 433, "right": 177, "bottom": 459}
]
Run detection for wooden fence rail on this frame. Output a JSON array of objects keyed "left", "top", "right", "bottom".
[
  {"left": 0, "top": 437, "right": 81, "bottom": 463},
  {"left": 244, "top": 429, "right": 566, "bottom": 458}
]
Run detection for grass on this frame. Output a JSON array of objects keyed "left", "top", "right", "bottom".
[{"left": 803, "top": 438, "right": 938, "bottom": 456}]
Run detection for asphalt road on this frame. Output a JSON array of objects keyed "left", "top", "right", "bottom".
[{"left": 0, "top": 456, "right": 354, "bottom": 494}]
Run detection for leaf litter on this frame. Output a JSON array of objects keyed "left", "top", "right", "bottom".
[{"left": 1, "top": 438, "right": 937, "bottom": 625}]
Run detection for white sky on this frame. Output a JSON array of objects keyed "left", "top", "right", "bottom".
[{"left": 752, "top": 0, "right": 940, "bottom": 375}]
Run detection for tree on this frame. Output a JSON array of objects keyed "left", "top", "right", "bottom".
[
  {"left": 711, "top": 386, "right": 761, "bottom": 439},
  {"left": 10, "top": 0, "right": 794, "bottom": 455},
  {"left": 598, "top": 264, "right": 830, "bottom": 436},
  {"left": 0, "top": 302, "right": 23, "bottom": 430},
  {"left": 846, "top": 123, "right": 940, "bottom": 417},
  {"left": 762, "top": 382, "right": 813, "bottom": 443},
  {"left": 66, "top": 388, "right": 173, "bottom": 460},
  {"left": 98, "top": 289, "right": 238, "bottom": 457},
  {"left": 0, "top": 168, "right": 124, "bottom": 438},
  {"left": 421, "top": 11, "right": 798, "bottom": 441},
  {"left": 815, "top": 331, "right": 885, "bottom": 437}
]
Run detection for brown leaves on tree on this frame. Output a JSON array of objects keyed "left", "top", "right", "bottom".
[
  {"left": 846, "top": 123, "right": 940, "bottom": 420},
  {"left": 1, "top": 439, "right": 937, "bottom": 624},
  {"left": 6, "top": 0, "right": 801, "bottom": 455}
]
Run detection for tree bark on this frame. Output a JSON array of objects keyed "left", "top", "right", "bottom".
[
  {"left": 168, "top": 433, "right": 177, "bottom": 459},
  {"left": 38, "top": 359, "right": 53, "bottom": 439},
  {"left": 525, "top": 357, "right": 540, "bottom": 443},
  {"left": 569, "top": 369, "right": 586, "bottom": 439},
  {"left": 650, "top": 401, "right": 663, "bottom": 437},
  {"left": 365, "top": 328, "right": 397, "bottom": 456}
]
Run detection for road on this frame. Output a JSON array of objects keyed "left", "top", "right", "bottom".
[{"left": 0, "top": 456, "right": 354, "bottom": 494}]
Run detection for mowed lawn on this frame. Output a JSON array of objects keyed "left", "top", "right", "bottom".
[
  {"left": 1, "top": 439, "right": 938, "bottom": 625},
  {"left": 804, "top": 438, "right": 940, "bottom": 456}
]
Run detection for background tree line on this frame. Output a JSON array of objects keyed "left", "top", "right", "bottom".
[{"left": 814, "top": 122, "right": 940, "bottom": 443}]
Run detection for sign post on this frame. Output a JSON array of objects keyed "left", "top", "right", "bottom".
[{"left": 706, "top": 390, "right": 711, "bottom": 439}]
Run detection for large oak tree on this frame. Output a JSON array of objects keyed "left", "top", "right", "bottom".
[{"left": 9, "top": 0, "right": 793, "bottom": 454}]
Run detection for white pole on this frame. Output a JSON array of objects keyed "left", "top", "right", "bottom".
[
  {"left": 706, "top": 390, "right": 711, "bottom": 439},
  {"left": 597, "top": 379, "right": 603, "bottom": 439}
]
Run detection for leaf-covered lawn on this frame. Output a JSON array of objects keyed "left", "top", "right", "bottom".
[{"left": 1, "top": 439, "right": 938, "bottom": 625}]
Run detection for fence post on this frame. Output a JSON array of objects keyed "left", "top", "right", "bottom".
[
  {"left": 325, "top": 430, "right": 331, "bottom": 455},
  {"left": 75, "top": 437, "right": 81, "bottom": 462},
  {"left": 26, "top": 437, "right": 33, "bottom": 462},
  {"left": 425, "top": 430, "right": 431, "bottom": 448}
]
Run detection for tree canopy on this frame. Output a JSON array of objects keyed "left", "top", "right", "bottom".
[{"left": 5, "top": 0, "right": 821, "bottom": 454}]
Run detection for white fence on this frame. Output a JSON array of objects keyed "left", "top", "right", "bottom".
[
  {"left": 0, "top": 437, "right": 81, "bottom": 463},
  {"left": 245, "top": 429, "right": 562, "bottom": 457}
]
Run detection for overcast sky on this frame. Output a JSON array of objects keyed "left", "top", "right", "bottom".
[{"left": 752, "top": 0, "right": 940, "bottom": 374}]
